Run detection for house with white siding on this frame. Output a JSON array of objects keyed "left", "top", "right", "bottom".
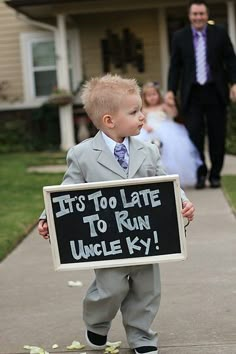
[{"left": 1, "top": 0, "right": 236, "bottom": 150}]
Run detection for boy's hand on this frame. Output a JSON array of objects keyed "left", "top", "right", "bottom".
[
  {"left": 181, "top": 201, "right": 195, "bottom": 222},
  {"left": 38, "top": 219, "right": 49, "bottom": 240}
]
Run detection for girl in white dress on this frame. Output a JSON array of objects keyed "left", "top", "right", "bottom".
[{"left": 137, "top": 82, "right": 202, "bottom": 187}]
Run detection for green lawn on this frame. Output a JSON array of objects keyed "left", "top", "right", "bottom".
[
  {"left": 0, "top": 152, "right": 65, "bottom": 261},
  {"left": 222, "top": 175, "right": 236, "bottom": 214},
  {"left": 0, "top": 152, "right": 235, "bottom": 262}
]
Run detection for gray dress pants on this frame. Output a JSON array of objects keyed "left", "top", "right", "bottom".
[{"left": 83, "top": 264, "right": 161, "bottom": 348}]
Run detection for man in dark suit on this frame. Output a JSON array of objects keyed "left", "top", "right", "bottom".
[{"left": 166, "top": 0, "right": 236, "bottom": 189}]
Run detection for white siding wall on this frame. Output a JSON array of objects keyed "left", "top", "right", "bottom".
[
  {"left": 0, "top": 4, "right": 162, "bottom": 103},
  {"left": 77, "top": 9, "right": 161, "bottom": 85},
  {"left": 0, "top": 3, "right": 38, "bottom": 102}
]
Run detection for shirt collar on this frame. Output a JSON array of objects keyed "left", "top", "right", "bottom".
[
  {"left": 101, "top": 132, "right": 129, "bottom": 155},
  {"left": 192, "top": 25, "right": 207, "bottom": 37}
]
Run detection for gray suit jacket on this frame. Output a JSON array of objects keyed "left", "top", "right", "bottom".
[{"left": 40, "top": 131, "right": 188, "bottom": 219}]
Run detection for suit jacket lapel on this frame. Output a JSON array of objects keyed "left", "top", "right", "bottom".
[
  {"left": 128, "top": 137, "right": 146, "bottom": 178},
  {"left": 206, "top": 24, "right": 213, "bottom": 66},
  {"left": 186, "top": 26, "right": 196, "bottom": 65},
  {"left": 92, "top": 131, "right": 127, "bottom": 178},
  {"left": 92, "top": 132, "right": 146, "bottom": 179}
]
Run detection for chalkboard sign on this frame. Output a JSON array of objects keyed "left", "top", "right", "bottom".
[{"left": 43, "top": 175, "right": 187, "bottom": 271}]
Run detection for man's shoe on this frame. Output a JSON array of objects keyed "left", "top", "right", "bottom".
[
  {"left": 134, "top": 346, "right": 158, "bottom": 354},
  {"left": 210, "top": 178, "right": 221, "bottom": 188},
  {"left": 85, "top": 330, "right": 107, "bottom": 350},
  {"left": 195, "top": 176, "right": 206, "bottom": 189}
]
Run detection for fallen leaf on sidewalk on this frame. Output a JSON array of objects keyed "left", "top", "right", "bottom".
[
  {"left": 105, "top": 347, "right": 119, "bottom": 354},
  {"left": 104, "top": 340, "right": 122, "bottom": 353},
  {"left": 68, "top": 280, "right": 83, "bottom": 287},
  {"left": 23, "top": 345, "right": 49, "bottom": 354},
  {"left": 66, "top": 340, "right": 85, "bottom": 350},
  {"left": 52, "top": 344, "right": 59, "bottom": 349},
  {"left": 106, "top": 341, "right": 122, "bottom": 348}
]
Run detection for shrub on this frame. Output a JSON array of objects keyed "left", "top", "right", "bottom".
[
  {"left": 0, "top": 104, "right": 60, "bottom": 152},
  {"left": 226, "top": 103, "right": 236, "bottom": 155}
]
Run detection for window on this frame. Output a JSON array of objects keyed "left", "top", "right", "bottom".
[
  {"left": 32, "top": 39, "right": 57, "bottom": 96},
  {"left": 21, "top": 30, "right": 82, "bottom": 103}
]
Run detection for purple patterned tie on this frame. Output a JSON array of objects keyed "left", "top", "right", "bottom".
[
  {"left": 114, "top": 143, "right": 128, "bottom": 170},
  {"left": 196, "top": 32, "right": 207, "bottom": 85}
]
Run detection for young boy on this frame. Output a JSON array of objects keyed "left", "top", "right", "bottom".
[{"left": 38, "top": 74, "right": 194, "bottom": 354}]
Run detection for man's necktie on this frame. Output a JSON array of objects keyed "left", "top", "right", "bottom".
[
  {"left": 114, "top": 143, "right": 128, "bottom": 170},
  {"left": 196, "top": 32, "right": 207, "bottom": 85}
]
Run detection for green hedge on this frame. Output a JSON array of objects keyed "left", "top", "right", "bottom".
[
  {"left": 0, "top": 104, "right": 60, "bottom": 152},
  {"left": 0, "top": 102, "right": 235, "bottom": 154},
  {"left": 226, "top": 103, "right": 236, "bottom": 155}
]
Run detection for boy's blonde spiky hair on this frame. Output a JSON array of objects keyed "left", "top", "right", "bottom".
[{"left": 80, "top": 74, "right": 140, "bottom": 128}]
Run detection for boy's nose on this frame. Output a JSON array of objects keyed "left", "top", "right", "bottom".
[{"left": 140, "top": 112, "right": 145, "bottom": 121}]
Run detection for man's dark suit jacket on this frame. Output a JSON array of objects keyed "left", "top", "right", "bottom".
[{"left": 168, "top": 24, "right": 236, "bottom": 110}]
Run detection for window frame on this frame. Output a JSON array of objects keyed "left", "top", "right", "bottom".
[{"left": 20, "top": 30, "right": 82, "bottom": 104}]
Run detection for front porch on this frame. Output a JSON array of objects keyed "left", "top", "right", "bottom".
[{"left": 5, "top": 0, "right": 236, "bottom": 150}]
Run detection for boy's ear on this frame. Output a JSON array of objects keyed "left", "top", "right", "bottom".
[{"left": 102, "top": 114, "right": 115, "bottom": 128}]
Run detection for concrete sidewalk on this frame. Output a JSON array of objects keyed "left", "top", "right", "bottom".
[{"left": 1, "top": 155, "right": 236, "bottom": 354}]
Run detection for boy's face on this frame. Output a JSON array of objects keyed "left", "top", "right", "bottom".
[{"left": 111, "top": 94, "right": 144, "bottom": 142}]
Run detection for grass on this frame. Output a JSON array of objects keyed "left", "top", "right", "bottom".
[
  {"left": 0, "top": 152, "right": 65, "bottom": 261},
  {"left": 222, "top": 175, "right": 236, "bottom": 214}
]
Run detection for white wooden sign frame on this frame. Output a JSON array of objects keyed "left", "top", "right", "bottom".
[{"left": 43, "top": 175, "right": 187, "bottom": 271}]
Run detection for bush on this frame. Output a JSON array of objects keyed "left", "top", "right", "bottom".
[
  {"left": 31, "top": 104, "right": 60, "bottom": 150},
  {"left": 226, "top": 103, "right": 236, "bottom": 155},
  {"left": 0, "top": 104, "right": 60, "bottom": 152}
]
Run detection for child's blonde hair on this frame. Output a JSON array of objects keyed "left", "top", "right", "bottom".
[
  {"left": 141, "top": 81, "right": 163, "bottom": 108},
  {"left": 81, "top": 74, "right": 140, "bottom": 128}
]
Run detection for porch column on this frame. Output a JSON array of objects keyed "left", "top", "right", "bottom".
[
  {"left": 158, "top": 7, "right": 169, "bottom": 93},
  {"left": 56, "top": 14, "right": 75, "bottom": 151},
  {"left": 227, "top": 1, "right": 236, "bottom": 50}
]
